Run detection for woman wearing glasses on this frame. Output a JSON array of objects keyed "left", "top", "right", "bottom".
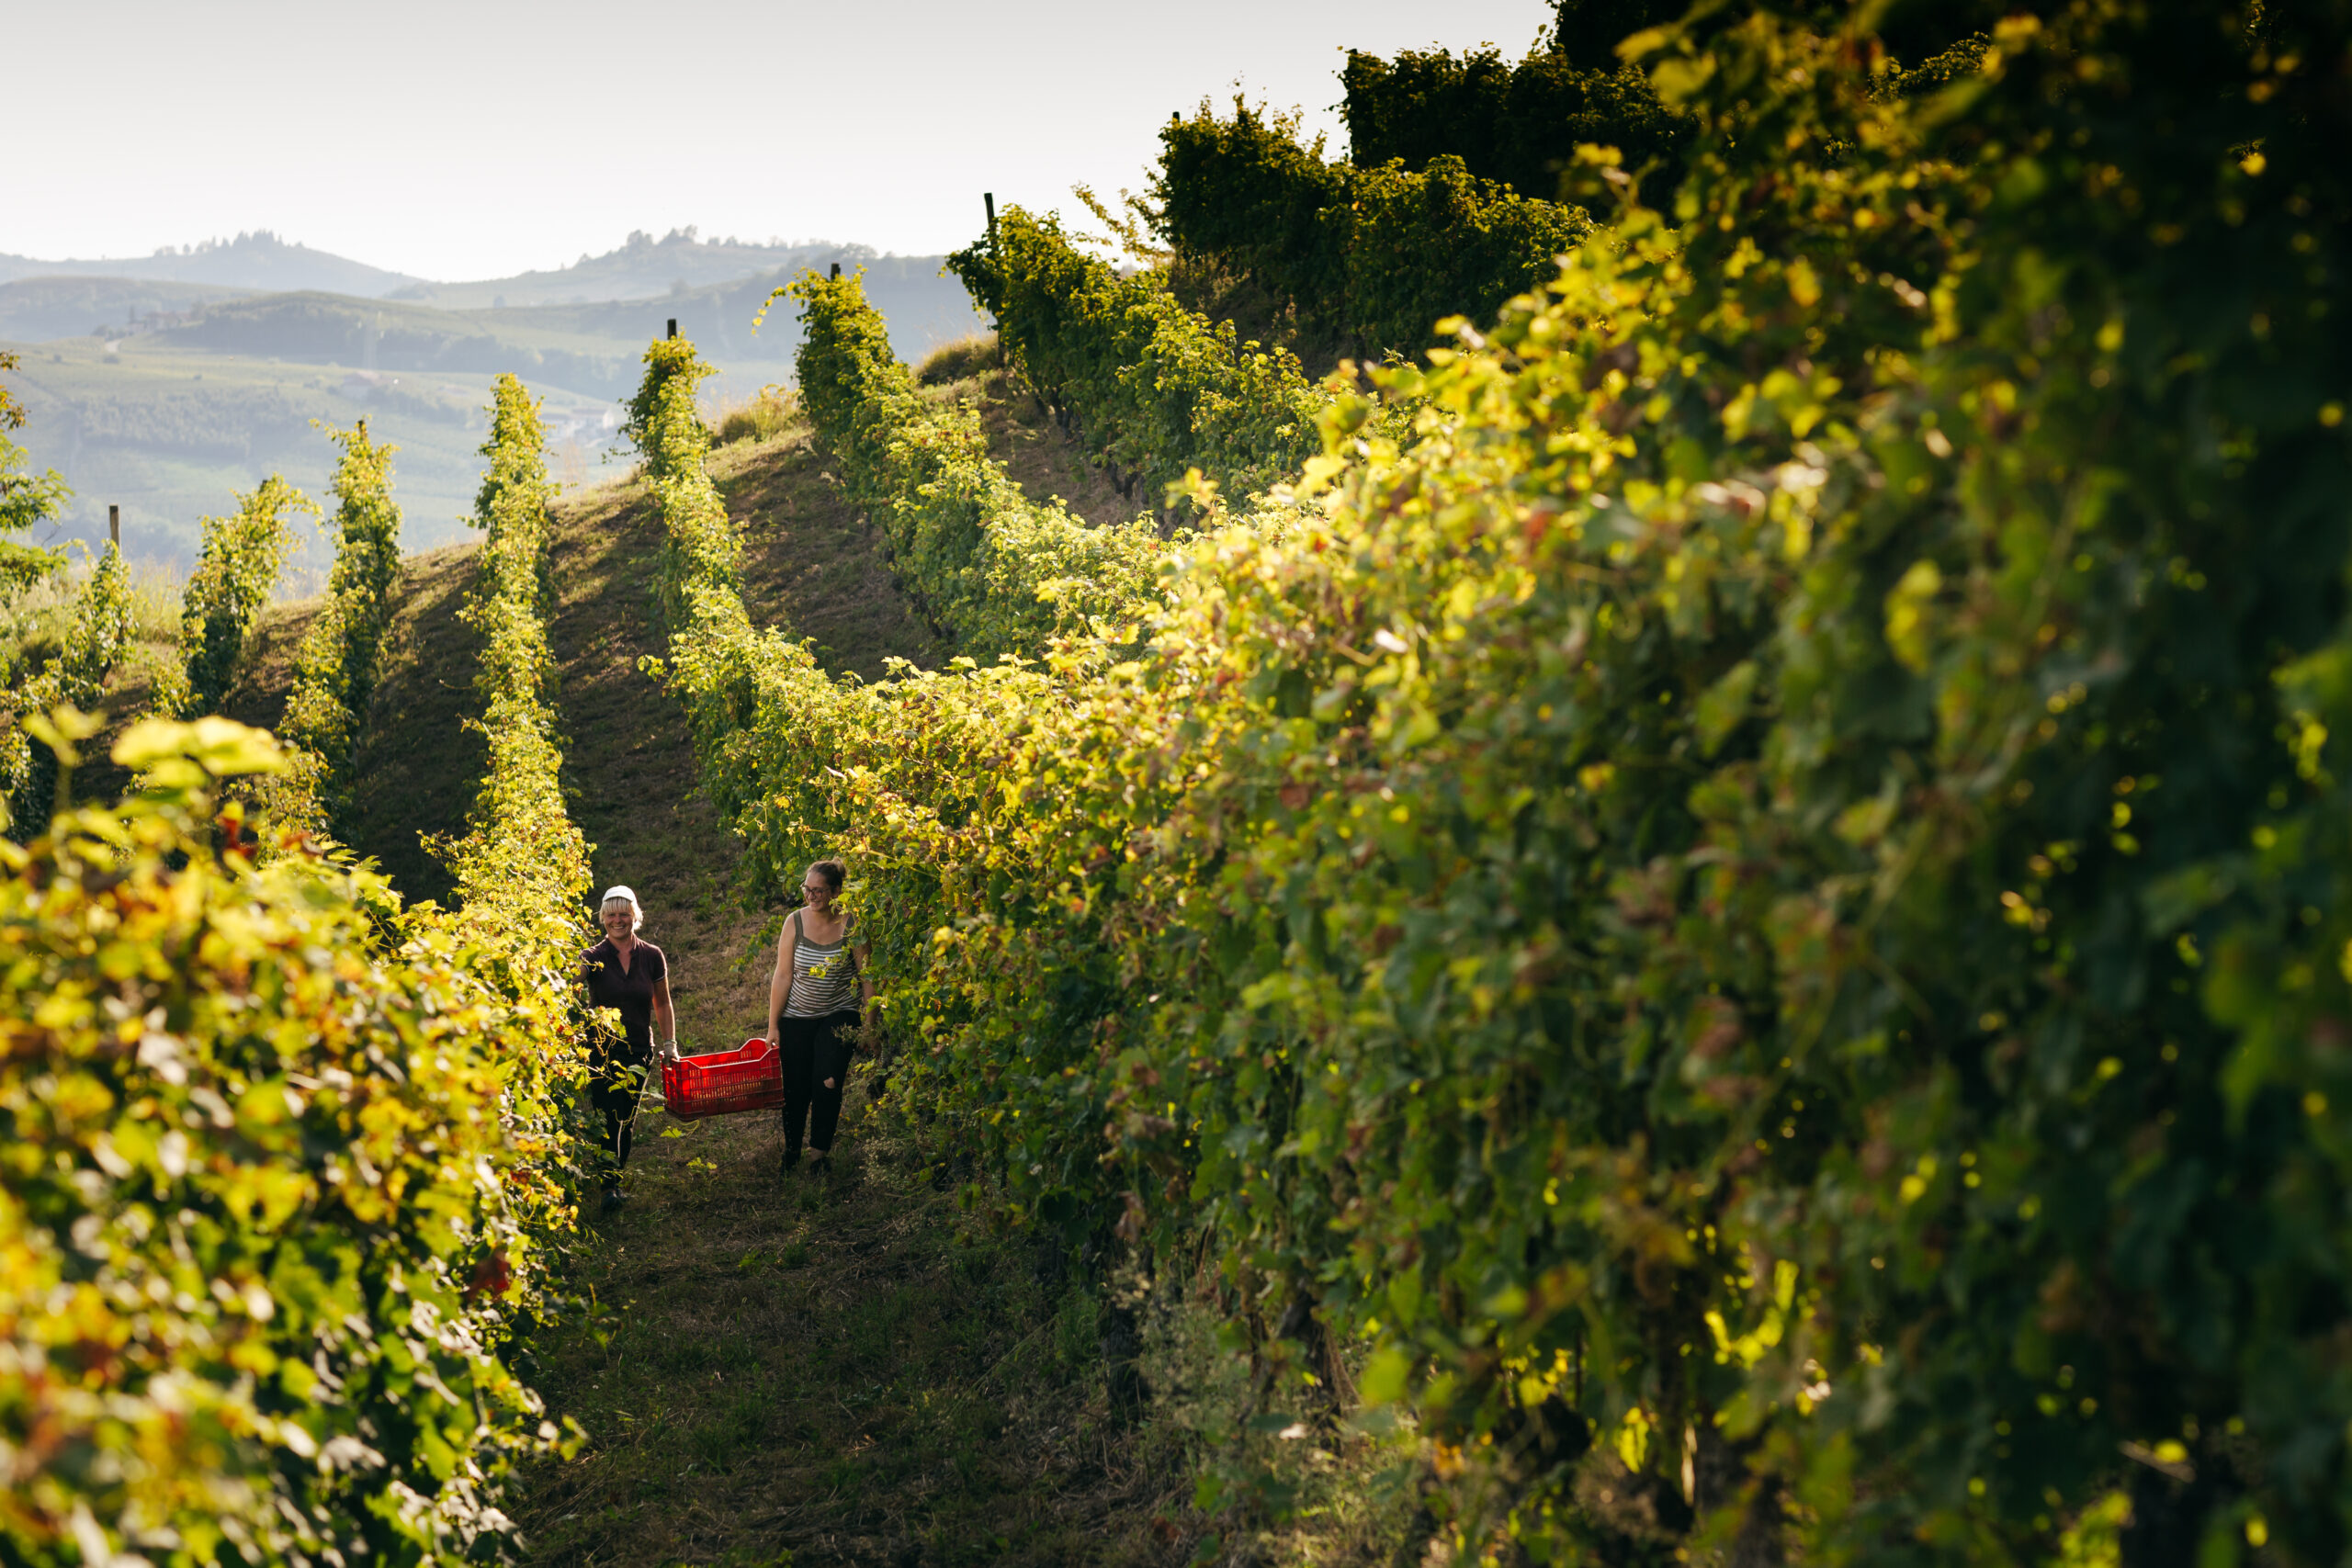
[{"left": 766, "top": 859, "right": 873, "bottom": 1174}]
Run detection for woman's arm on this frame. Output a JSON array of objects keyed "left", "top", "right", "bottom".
[
  {"left": 653, "top": 971, "right": 676, "bottom": 1054},
  {"left": 766, "top": 919, "right": 797, "bottom": 1041}
]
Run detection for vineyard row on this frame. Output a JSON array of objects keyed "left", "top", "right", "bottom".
[
  {"left": 4, "top": 387, "right": 594, "bottom": 1564},
  {"left": 642, "top": 6, "right": 2352, "bottom": 1557}
]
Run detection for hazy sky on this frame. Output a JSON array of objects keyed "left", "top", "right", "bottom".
[{"left": 8, "top": 0, "right": 1554, "bottom": 282}]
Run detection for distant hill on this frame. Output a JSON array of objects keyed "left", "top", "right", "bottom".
[
  {"left": 0, "top": 278, "right": 261, "bottom": 344},
  {"left": 0, "top": 254, "right": 989, "bottom": 569},
  {"left": 482, "top": 256, "right": 988, "bottom": 377},
  {"left": 151, "top": 292, "right": 642, "bottom": 400},
  {"left": 0, "top": 335, "right": 625, "bottom": 570},
  {"left": 389, "top": 229, "right": 873, "bottom": 310},
  {"left": 0, "top": 231, "right": 424, "bottom": 298},
  {"left": 138, "top": 257, "right": 984, "bottom": 400}
]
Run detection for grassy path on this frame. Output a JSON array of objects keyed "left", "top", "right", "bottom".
[
  {"left": 506, "top": 1097, "right": 1177, "bottom": 1565},
  {"left": 507, "top": 423, "right": 1188, "bottom": 1567}
]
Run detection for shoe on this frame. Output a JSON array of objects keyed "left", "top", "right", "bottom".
[
  {"left": 600, "top": 1182, "right": 625, "bottom": 1212},
  {"left": 810, "top": 1153, "right": 832, "bottom": 1175}
]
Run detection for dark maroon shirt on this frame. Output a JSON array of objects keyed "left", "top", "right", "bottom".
[{"left": 583, "top": 938, "right": 667, "bottom": 1055}]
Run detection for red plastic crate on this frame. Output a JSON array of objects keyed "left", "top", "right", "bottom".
[{"left": 662, "top": 1037, "right": 784, "bottom": 1121}]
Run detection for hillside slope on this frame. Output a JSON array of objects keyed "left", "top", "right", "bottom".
[
  {"left": 0, "top": 277, "right": 262, "bottom": 344},
  {"left": 0, "top": 336, "right": 618, "bottom": 565},
  {"left": 223, "top": 409, "right": 946, "bottom": 879},
  {"left": 956, "top": 365, "right": 1142, "bottom": 531}
]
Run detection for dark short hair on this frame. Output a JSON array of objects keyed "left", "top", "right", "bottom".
[{"left": 809, "top": 859, "right": 846, "bottom": 894}]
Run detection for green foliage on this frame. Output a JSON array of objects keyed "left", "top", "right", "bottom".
[
  {"left": 1149, "top": 98, "right": 1591, "bottom": 357},
  {"left": 440, "top": 373, "right": 594, "bottom": 985},
  {"left": 1882, "top": 32, "right": 1995, "bottom": 97},
  {"left": 322, "top": 420, "right": 402, "bottom": 720},
  {"left": 640, "top": 0, "right": 2352, "bottom": 1559},
  {"left": 0, "top": 351, "right": 72, "bottom": 592},
  {"left": 57, "top": 544, "right": 133, "bottom": 711},
  {"left": 264, "top": 596, "right": 349, "bottom": 835},
  {"left": 1552, "top": 0, "right": 1684, "bottom": 68},
  {"left": 1148, "top": 101, "right": 1350, "bottom": 340},
  {"left": 267, "top": 421, "right": 404, "bottom": 834},
  {"left": 180, "top": 476, "right": 313, "bottom": 716},
  {"left": 948, "top": 208, "right": 1325, "bottom": 515},
  {"left": 623, "top": 337, "right": 718, "bottom": 457},
  {"left": 1340, "top": 44, "right": 1687, "bottom": 199},
  {"left": 0, "top": 716, "right": 581, "bottom": 1565},
  {"left": 786, "top": 271, "right": 1167, "bottom": 660},
  {"left": 471, "top": 378, "right": 552, "bottom": 540},
  {"left": 626, "top": 335, "right": 751, "bottom": 649},
  {"left": 1346, "top": 155, "right": 1596, "bottom": 363},
  {"left": 3, "top": 544, "right": 136, "bottom": 830}
]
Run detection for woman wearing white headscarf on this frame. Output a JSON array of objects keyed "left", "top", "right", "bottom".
[{"left": 582, "top": 885, "right": 675, "bottom": 1211}]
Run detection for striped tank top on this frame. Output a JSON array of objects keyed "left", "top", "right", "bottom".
[{"left": 783, "top": 909, "right": 859, "bottom": 1018}]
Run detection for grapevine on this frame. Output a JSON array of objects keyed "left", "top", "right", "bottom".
[
  {"left": 1148, "top": 98, "right": 1590, "bottom": 357},
  {"left": 179, "top": 475, "right": 314, "bottom": 718},
  {"left": 0, "top": 720, "right": 580, "bottom": 1564},
  {"left": 2, "top": 378, "right": 598, "bottom": 1564},
  {"left": 2, "top": 541, "right": 135, "bottom": 831},
  {"left": 264, "top": 421, "right": 403, "bottom": 835},
  {"left": 440, "top": 373, "right": 597, "bottom": 1000},
  {"left": 947, "top": 207, "right": 1329, "bottom": 518}
]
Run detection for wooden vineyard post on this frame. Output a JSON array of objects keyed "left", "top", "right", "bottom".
[
  {"left": 983, "top": 194, "right": 1002, "bottom": 345},
  {"left": 667, "top": 318, "right": 677, "bottom": 340},
  {"left": 108, "top": 504, "right": 119, "bottom": 547},
  {"left": 829, "top": 262, "right": 841, "bottom": 281}
]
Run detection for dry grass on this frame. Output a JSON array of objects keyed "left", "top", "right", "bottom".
[
  {"left": 715, "top": 388, "right": 800, "bottom": 448},
  {"left": 707, "top": 412, "right": 946, "bottom": 680},
  {"left": 916, "top": 333, "right": 1002, "bottom": 388}
]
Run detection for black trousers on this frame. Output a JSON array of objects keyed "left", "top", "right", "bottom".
[
  {"left": 779, "top": 1010, "right": 857, "bottom": 1155},
  {"left": 588, "top": 1032, "right": 651, "bottom": 1177}
]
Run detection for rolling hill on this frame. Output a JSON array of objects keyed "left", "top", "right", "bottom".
[
  {"left": 0, "top": 335, "right": 622, "bottom": 570},
  {"left": 0, "top": 276, "right": 262, "bottom": 344},
  {"left": 0, "top": 248, "right": 989, "bottom": 568},
  {"left": 0, "top": 231, "right": 423, "bottom": 296},
  {"left": 386, "top": 227, "right": 862, "bottom": 309}
]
